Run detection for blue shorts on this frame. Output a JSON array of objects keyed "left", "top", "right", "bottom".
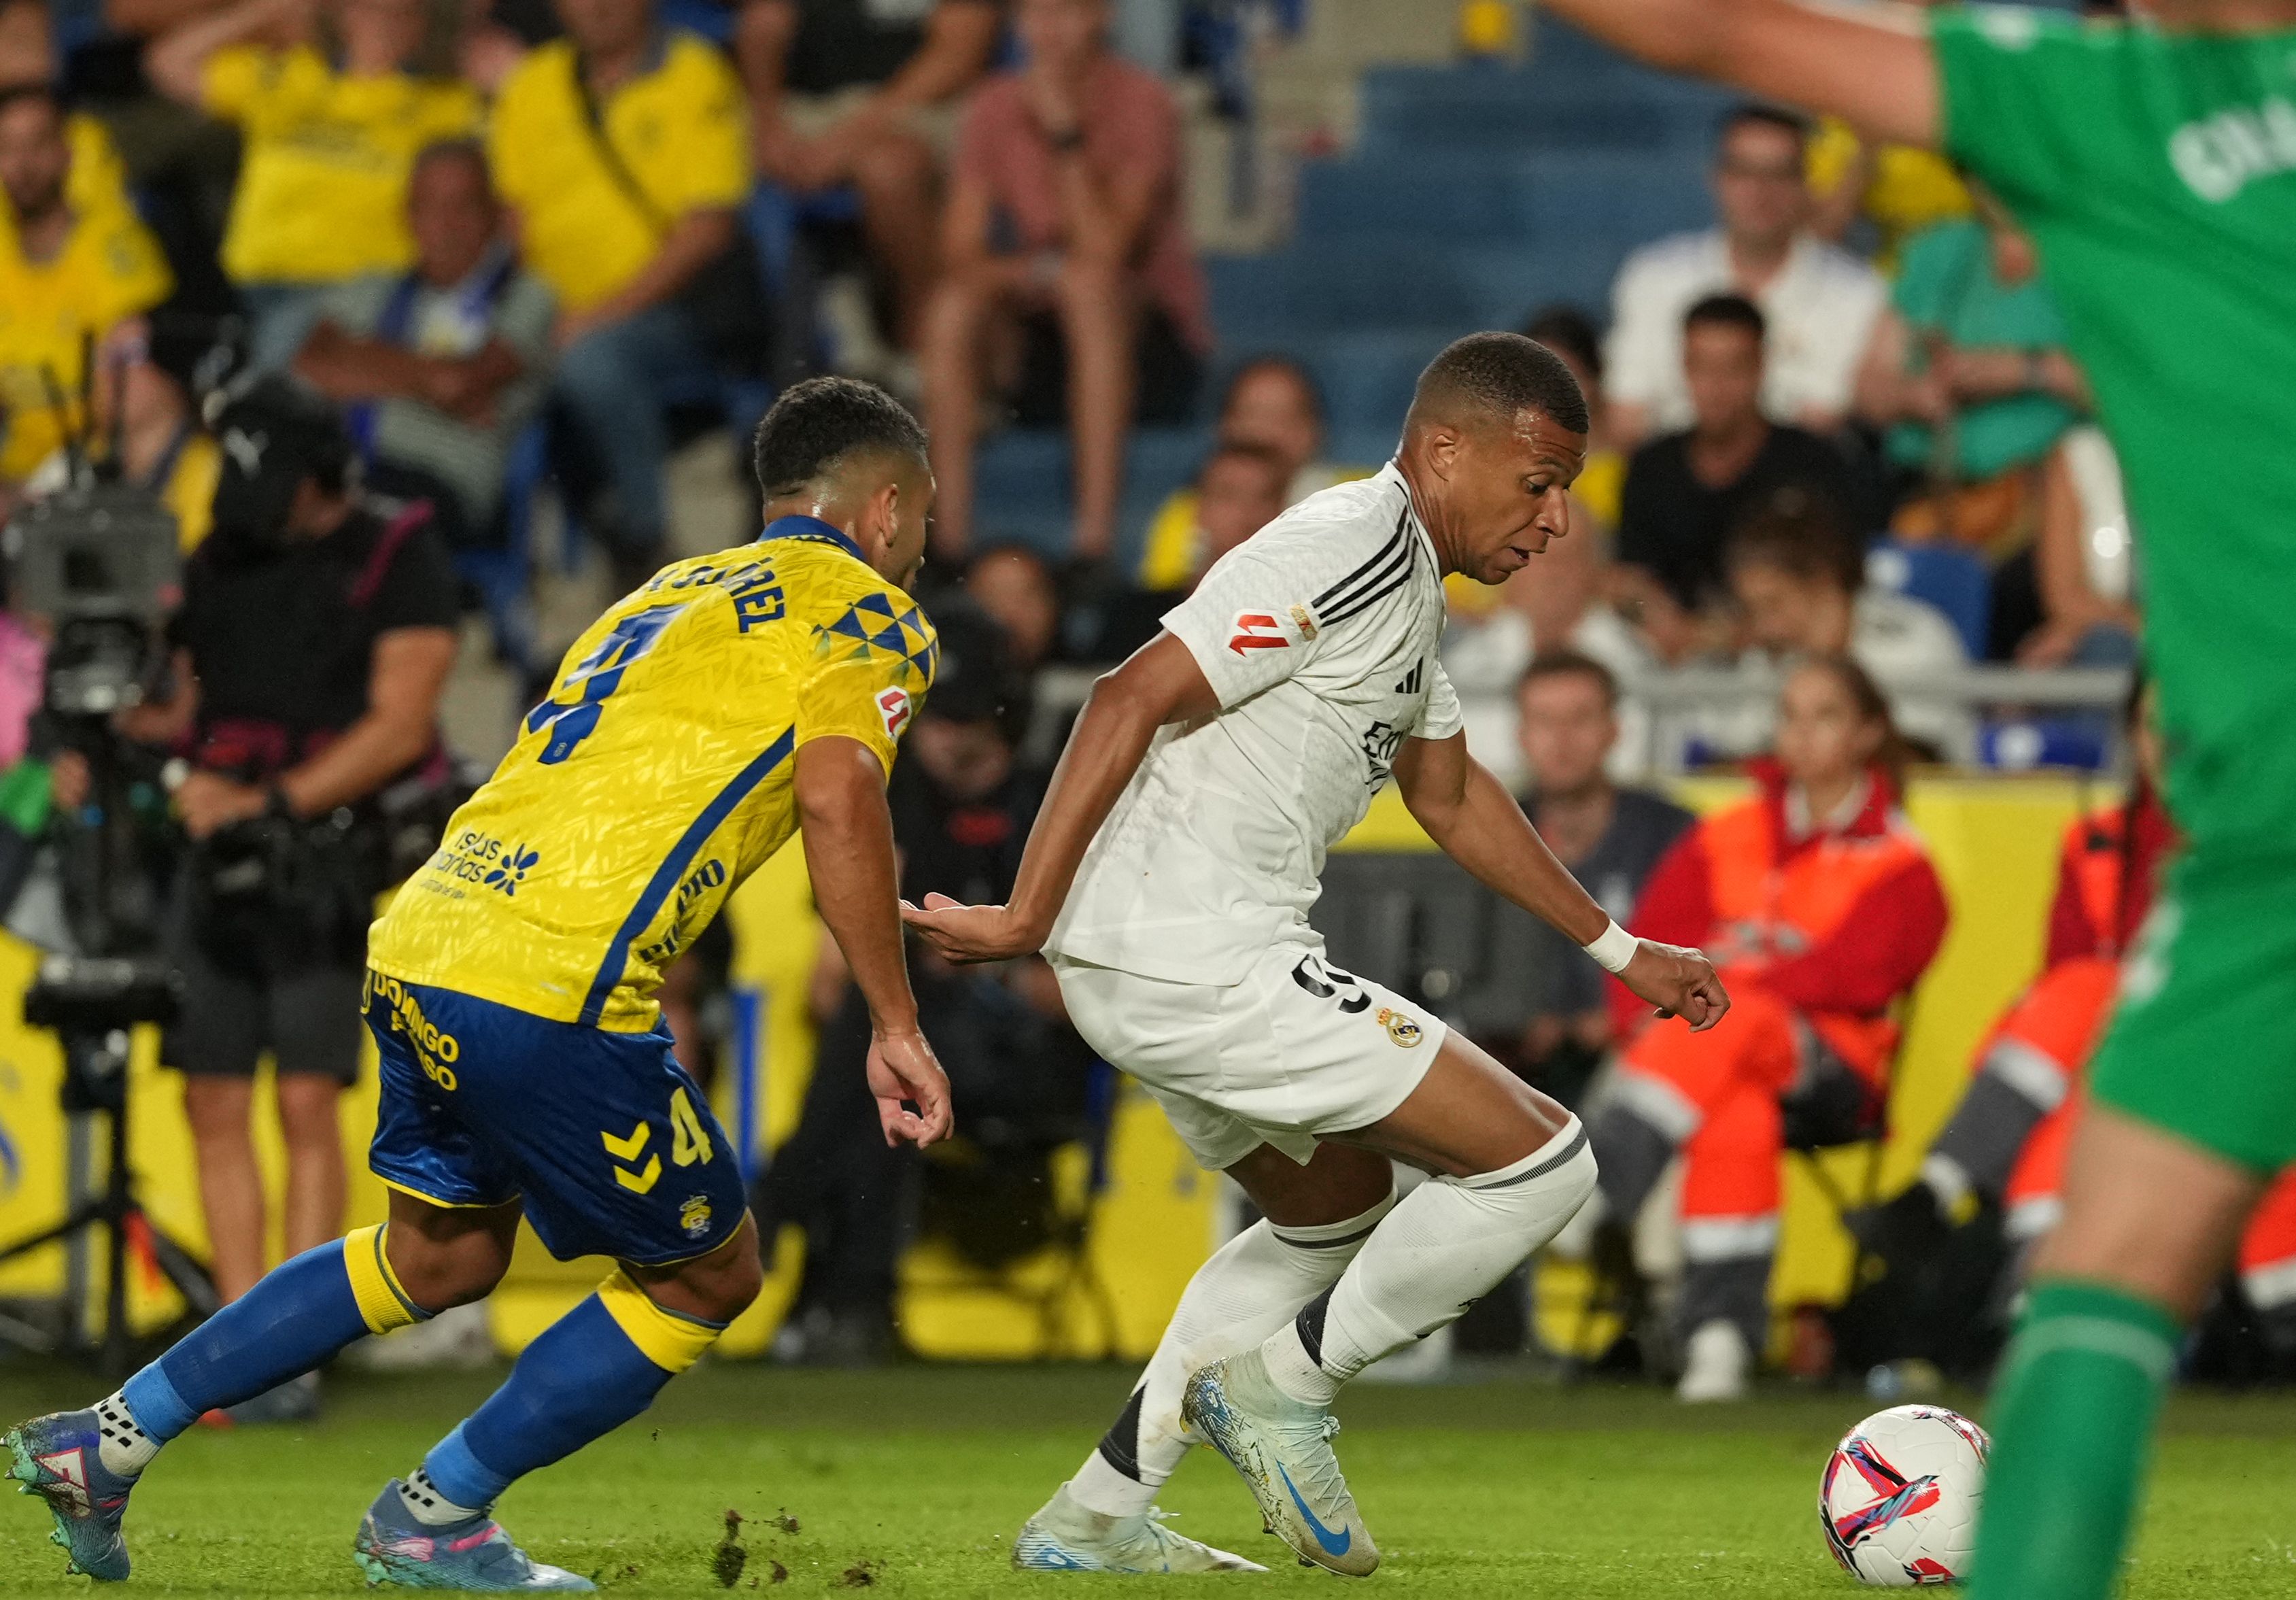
[{"left": 361, "top": 970, "right": 747, "bottom": 1265}]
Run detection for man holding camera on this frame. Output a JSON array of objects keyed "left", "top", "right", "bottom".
[{"left": 61, "top": 379, "right": 458, "bottom": 1416}]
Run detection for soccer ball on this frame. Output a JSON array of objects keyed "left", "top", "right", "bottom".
[{"left": 1818, "top": 1404, "right": 1989, "bottom": 1586}]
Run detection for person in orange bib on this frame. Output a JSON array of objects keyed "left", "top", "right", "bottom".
[{"left": 1586, "top": 655, "right": 1949, "bottom": 1401}]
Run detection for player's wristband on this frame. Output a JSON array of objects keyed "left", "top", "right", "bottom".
[{"left": 1582, "top": 919, "right": 1638, "bottom": 974}]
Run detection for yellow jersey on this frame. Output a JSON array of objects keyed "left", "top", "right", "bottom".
[
  {"left": 368, "top": 519, "right": 935, "bottom": 1032},
  {"left": 1806, "top": 116, "right": 1973, "bottom": 272},
  {"left": 201, "top": 45, "right": 481, "bottom": 284},
  {"left": 487, "top": 33, "right": 750, "bottom": 315},
  {"left": 0, "top": 207, "right": 171, "bottom": 482}
]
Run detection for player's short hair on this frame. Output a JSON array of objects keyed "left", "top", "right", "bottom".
[
  {"left": 1718, "top": 101, "right": 1811, "bottom": 152},
  {"left": 1518, "top": 648, "right": 1619, "bottom": 711},
  {"left": 751, "top": 375, "right": 929, "bottom": 499},
  {"left": 1411, "top": 331, "right": 1590, "bottom": 437},
  {"left": 1726, "top": 487, "right": 1862, "bottom": 593},
  {"left": 1683, "top": 292, "right": 1767, "bottom": 343},
  {"left": 1520, "top": 304, "right": 1603, "bottom": 385},
  {"left": 1222, "top": 354, "right": 1326, "bottom": 426}
]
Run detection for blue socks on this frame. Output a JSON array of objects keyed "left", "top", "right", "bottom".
[
  {"left": 419, "top": 1271, "right": 725, "bottom": 1512},
  {"left": 122, "top": 1225, "right": 426, "bottom": 1442}
]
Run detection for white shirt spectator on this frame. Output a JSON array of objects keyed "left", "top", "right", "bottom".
[
  {"left": 1683, "top": 589, "right": 1972, "bottom": 765},
  {"left": 1606, "top": 231, "right": 1887, "bottom": 436}
]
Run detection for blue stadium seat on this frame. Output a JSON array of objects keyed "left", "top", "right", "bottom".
[
  {"left": 1978, "top": 718, "right": 2111, "bottom": 772},
  {"left": 1866, "top": 539, "right": 1991, "bottom": 660}
]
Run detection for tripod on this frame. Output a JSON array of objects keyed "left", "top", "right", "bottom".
[{"left": 0, "top": 726, "right": 215, "bottom": 1375}]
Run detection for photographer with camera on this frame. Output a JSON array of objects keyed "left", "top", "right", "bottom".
[{"left": 54, "top": 377, "right": 458, "bottom": 1417}]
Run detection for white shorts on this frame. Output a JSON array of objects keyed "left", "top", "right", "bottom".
[{"left": 1050, "top": 942, "right": 1448, "bottom": 1172}]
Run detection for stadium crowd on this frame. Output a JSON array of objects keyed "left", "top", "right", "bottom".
[{"left": 0, "top": 0, "right": 2204, "bottom": 1403}]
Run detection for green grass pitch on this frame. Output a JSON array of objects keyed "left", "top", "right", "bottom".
[{"left": 4, "top": 1361, "right": 2295, "bottom": 1596}]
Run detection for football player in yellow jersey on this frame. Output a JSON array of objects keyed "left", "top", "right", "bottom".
[{"left": 6, "top": 379, "right": 954, "bottom": 1590}]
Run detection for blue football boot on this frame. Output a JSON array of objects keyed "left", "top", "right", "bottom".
[
  {"left": 1182, "top": 1351, "right": 1380, "bottom": 1578},
  {"left": 354, "top": 1480, "right": 595, "bottom": 1591},
  {"left": 5, "top": 1408, "right": 137, "bottom": 1580}
]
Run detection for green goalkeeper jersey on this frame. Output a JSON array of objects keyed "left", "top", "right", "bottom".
[{"left": 1932, "top": 7, "right": 2296, "bottom": 856}]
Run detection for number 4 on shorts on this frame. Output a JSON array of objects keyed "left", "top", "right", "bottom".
[{"left": 668, "top": 1086, "right": 712, "bottom": 1168}]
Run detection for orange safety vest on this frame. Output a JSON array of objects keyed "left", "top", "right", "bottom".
[{"left": 1694, "top": 792, "right": 1936, "bottom": 1082}]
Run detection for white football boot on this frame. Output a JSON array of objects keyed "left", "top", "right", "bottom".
[{"left": 1011, "top": 1482, "right": 1264, "bottom": 1573}]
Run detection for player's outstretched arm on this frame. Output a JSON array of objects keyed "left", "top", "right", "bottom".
[
  {"left": 1392, "top": 732, "right": 1730, "bottom": 1032},
  {"left": 795, "top": 734, "right": 954, "bottom": 1148},
  {"left": 1537, "top": 0, "right": 1941, "bottom": 149},
  {"left": 902, "top": 632, "right": 1221, "bottom": 962}
]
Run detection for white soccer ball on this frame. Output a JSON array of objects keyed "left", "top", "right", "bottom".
[{"left": 1817, "top": 1404, "right": 1989, "bottom": 1586}]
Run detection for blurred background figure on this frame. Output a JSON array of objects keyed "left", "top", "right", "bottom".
[
  {"left": 920, "top": 0, "right": 1207, "bottom": 563},
  {"left": 964, "top": 543, "right": 1065, "bottom": 676},
  {"left": 759, "top": 605, "right": 1088, "bottom": 1365},
  {"left": 1585, "top": 657, "right": 1947, "bottom": 1403},
  {"left": 1098, "top": 438, "right": 1287, "bottom": 658},
  {"left": 489, "top": 0, "right": 753, "bottom": 587},
  {"left": 145, "top": 0, "right": 480, "bottom": 370},
  {"left": 733, "top": 0, "right": 1004, "bottom": 379},
  {"left": 1723, "top": 490, "right": 1969, "bottom": 761},
  {"left": 1605, "top": 103, "right": 1885, "bottom": 448},
  {"left": 1615, "top": 294, "right": 1864, "bottom": 660},
  {"left": 1476, "top": 651, "right": 1693, "bottom": 1106},
  {"left": 1521, "top": 304, "right": 1625, "bottom": 531},
  {"left": 290, "top": 138, "right": 554, "bottom": 549},
  {"left": 1137, "top": 354, "right": 1360, "bottom": 590},
  {"left": 56, "top": 379, "right": 459, "bottom": 1418},
  {"left": 0, "top": 84, "right": 172, "bottom": 516},
  {"left": 1853, "top": 188, "right": 2088, "bottom": 657}
]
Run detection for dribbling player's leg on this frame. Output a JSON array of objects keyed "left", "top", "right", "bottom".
[
  {"left": 398, "top": 1216, "right": 764, "bottom": 1529},
  {"left": 1256, "top": 1034, "right": 1594, "bottom": 1405},
  {"left": 1969, "top": 1106, "right": 2258, "bottom": 1600},
  {"left": 4, "top": 1190, "right": 516, "bottom": 1580},
  {"left": 1067, "top": 1142, "right": 1395, "bottom": 1521},
  {"left": 1183, "top": 1036, "right": 1593, "bottom": 1576}
]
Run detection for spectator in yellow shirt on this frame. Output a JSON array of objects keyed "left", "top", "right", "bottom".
[
  {"left": 1805, "top": 115, "right": 1971, "bottom": 271},
  {"left": 0, "top": 86, "right": 172, "bottom": 509},
  {"left": 489, "top": 0, "right": 751, "bottom": 584},
  {"left": 146, "top": 0, "right": 479, "bottom": 369},
  {"left": 1136, "top": 356, "right": 1367, "bottom": 590},
  {"left": 0, "top": 0, "right": 139, "bottom": 241}
]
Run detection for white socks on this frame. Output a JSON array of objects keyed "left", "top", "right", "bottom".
[
  {"left": 1067, "top": 1182, "right": 1399, "bottom": 1519},
  {"left": 1263, "top": 1120, "right": 1598, "bottom": 1408},
  {"left": 95, "top": 1391, "right": 158, "bottom": 1478},
  {"left": 400, "top": 1465, "right": 486, "bottom": 1528}
]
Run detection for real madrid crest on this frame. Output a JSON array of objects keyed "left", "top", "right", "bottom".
[{"left": 1375, "top": 1006, "right": 1424, "bottom": 1047}]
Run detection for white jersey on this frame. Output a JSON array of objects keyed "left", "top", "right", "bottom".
[{"left": 1047, "top": 464, "right": 1462, "bottom": 985}]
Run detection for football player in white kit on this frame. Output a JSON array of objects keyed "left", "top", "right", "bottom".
[{"left": 904, "top": 333, "right": 1728, "bottom": 1577}]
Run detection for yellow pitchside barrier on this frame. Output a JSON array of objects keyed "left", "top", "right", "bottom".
[{"left": 0, "top": 774, "right": 2095, "bottom": 1359}]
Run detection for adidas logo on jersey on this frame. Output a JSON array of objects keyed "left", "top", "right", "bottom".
[{"left": 1394, "top": 660, "right": 1423, "bottom": 695}]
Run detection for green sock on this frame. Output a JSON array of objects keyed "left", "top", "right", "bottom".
[{"left": 1969, "top": 1278, "right": 2182, "bottom": 1600}]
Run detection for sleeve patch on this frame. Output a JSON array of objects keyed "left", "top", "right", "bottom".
[
  {"left": 876, "top": 686, "right": 913, "bottom": 740},
  {"left": 1227, "top": 611, "right": 1290, "bottom": 655}
]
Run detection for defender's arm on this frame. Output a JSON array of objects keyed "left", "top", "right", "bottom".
[
  {"left": 1392, "top": 732, "right": 1730, "bottom": 1032},
  {"left": 795, "top": 735, "right": 953, "bottom": 1146},
  {"left": 1537, "top": 0, "right": 1941, "bottom": 149},
  {"left": 901, "top": 631, "right": 1220, "bottom": 962}
]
